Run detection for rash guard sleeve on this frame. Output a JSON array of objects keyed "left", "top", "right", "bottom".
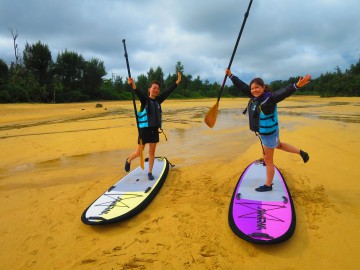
[
  {"left": 157, "top": 82, "right": 178, "bottom": 104},
  {"left": 229, "top": 75, "right": 253, "bottom": 98},
  {"left": 270, "top": 84, "right": 297, "bottom": 103},
  {"left": 134, "top": 89, "right": 148, "bottom": 110}
]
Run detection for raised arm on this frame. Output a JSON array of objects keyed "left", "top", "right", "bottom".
[
  {"left": 271, "top": 74, "right": 312, "bottom": 103},
  {"left": 128, "top": 77, "right": 147, "bottom": 105},
  {"left": 158, "top": 72, "right": 181, "bottom": 103}
]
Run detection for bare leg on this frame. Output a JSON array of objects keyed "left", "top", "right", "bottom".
[
  {"left": 276, "top": 141, "right": 309, "bottom": 162},
  {"left": 263, "top": 146, "right": 275, "bottom": 187},
  {"left": 148, "top": 143, "right": 157, "bottom": 173},
  {"left": 276, "top": 141, "right": 300, "bottom": 154},
  {"left": 128, "top": 144, "right": 145, "bottom": 163}
]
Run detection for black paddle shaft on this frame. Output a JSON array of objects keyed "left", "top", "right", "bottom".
[
  {"left": 217, "top": 0, "right": 253, "bottom": 102},
  {"left": 122, "top": 39, "right": 143, "bottom": 139}
]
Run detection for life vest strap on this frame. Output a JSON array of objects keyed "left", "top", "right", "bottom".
[{"left": 158, "top": 127, "right": 168, "bottom": 141}]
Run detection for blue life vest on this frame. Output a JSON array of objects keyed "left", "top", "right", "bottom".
[
  {"left": 246, "top": 93, "right": 278, "bottom": 135},
  {"left": 136, "top": 99, "right": 162, "bottom": 129},
  {"left": 259, "top": 106, "right": 278, "bottom": 135},
  {"left": 137, "top": 109, "right": 149, "bottom": 128}
]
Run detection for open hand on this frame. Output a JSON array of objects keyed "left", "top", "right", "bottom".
[
  {"left": 176, "top": 72, "right": 182, "bottom": 85},
  {"left": 296, "top": 75, "right": 311, "bottom": 88}
]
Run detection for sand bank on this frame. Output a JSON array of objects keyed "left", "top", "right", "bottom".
[{"left": 0, "top": 97, "right": 359, "bottom": 269}]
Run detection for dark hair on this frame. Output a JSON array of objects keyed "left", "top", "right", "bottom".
[
  {"left": 250, "top": 77, "right": 271, "bottom": 92},
  {"left": 149, "top": 80, "right": 161, "bottom": 88}
]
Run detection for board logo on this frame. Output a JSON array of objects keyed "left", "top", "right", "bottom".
[
  {"left": 100, "top": 197, "right": 121, "bottom": 215},
  {"left": 257, "top": 207, "right": 266, "bottom": 230}
]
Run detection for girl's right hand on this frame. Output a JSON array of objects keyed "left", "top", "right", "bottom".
[{"left": 128, "top": 77, "right": 136, "bottom": 90}]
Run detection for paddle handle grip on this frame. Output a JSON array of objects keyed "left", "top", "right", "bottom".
[{"left": 122, "top": 39, "right": 132, "bottom": 79}]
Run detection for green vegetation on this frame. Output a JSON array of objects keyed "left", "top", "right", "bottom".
[
  {"left": 267, "top": 62, "right": 360, "bottom": 97},
  {"left": 0, "top": 40, "right": 359, "bottom": 103}
]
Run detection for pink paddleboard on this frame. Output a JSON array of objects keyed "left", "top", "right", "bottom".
[{"left": 228, "top": 159, "right": 296, "bottom": 244}]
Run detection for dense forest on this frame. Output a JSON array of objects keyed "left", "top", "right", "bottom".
[{"left": 0, "top": 39, "right": 359, "bottom": 103}]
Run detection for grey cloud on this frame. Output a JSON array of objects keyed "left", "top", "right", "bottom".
[{"left": 0, "top": 0, "right": 359, "bottom": 83}]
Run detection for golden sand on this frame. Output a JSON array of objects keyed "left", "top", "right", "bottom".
[{"left": 0, "top": 97, "right": 359, "bottom": 269}]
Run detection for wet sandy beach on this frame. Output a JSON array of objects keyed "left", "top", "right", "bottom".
[{"left": 0, "top": 97, "right": 359, "bottom": 269}]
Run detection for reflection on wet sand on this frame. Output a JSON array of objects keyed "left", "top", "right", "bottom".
[{"left": 280, "top": 100, "right": 360, "bottom": 123}]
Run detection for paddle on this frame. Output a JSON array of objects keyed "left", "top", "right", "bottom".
[
  {"left": 204, "top": 0, "right": 253, "bottom": 128},
  {"left": 122, "top": 39, "right": 144, "bottom": 170}
]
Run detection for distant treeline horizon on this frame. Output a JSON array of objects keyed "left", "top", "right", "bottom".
[{"left": 0, "top": 40, "right": 359, "bottom": 103}]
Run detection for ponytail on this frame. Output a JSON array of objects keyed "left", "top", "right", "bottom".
[{"left": 264, "top": 84, "right": 271, "bottom": 92}]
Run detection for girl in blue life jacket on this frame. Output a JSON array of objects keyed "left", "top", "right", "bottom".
[
  {"left": 125, "top": 72, "right": 181, "bottom": 180},
  {"left": 225, "top": 68, "right": 311, "bottom": 192}
]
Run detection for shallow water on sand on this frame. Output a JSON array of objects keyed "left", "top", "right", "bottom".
[
  {"left": 1, "top": 107, "right": 255, "bottom": 184},
  {"left": 1, "top": 98, "right": 359, "bottom": 182}
]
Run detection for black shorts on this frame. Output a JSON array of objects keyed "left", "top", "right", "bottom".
[{"left": 138, "top": 127, "right": 159, "bottom": 144}]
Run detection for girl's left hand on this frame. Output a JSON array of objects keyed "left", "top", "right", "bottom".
[
  {"left": 176, "top": 72, "right": 182, "bottom": 85},
  {"left": 296, "top": 74, "right": 312, "bottom": 88}
]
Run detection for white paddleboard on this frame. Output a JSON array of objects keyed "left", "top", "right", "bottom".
[{"left": 81, "top": 157, "right": 170, "bottom": 225}]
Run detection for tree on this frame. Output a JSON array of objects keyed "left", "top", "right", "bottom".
[
  {"left": 7, "top": 64, "right": 32, "bottom": 102},
  {"left": 8, "top": 28, "right": 21, "bottom": 66},
  {"left": 147, "top": 66, "right": 164, "bottom": 86},
  {"left": 136, "top": 74, "right": 148, "bottom": 92},
  {"left": 110, "top": 76, "right": 131, "bottom": 100},
  {"left": 0, "top": 59, "right": 9, "bottom": 89},
  {"left": 23, "top": 41, "right": 52, "bottom": 87},
  {"left": 22, "top": 41, "right": 53, "bottom": 101},
  {"left": 54, "top": 50, "right": 85, "bottom": 92},
  {"left": 348, "top": 58, "right": 360, "bottom": 75},
  {"left": 0, "top": 59, "right": 10, "bottom": 102},
  {"left": 175, "top": 61, "right": 184, "bottom": 74},
  {"left": 83, "top": 58, "right": 106, "bottom": 99}
]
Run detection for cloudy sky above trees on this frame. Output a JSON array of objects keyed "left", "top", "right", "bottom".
[{"left": 0, "top": 0, "right": 359, "bottom": 83}]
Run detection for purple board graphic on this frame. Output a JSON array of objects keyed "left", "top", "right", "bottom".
[{"left": 228, "top": 159, "right": 296, "bottom": 244}]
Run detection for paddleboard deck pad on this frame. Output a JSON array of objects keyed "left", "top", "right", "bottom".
[
  {"left": 81, "top": 157, "right": 170, "bottom": 225},
  {"left": 228, "top": 159, "right": 296, "bottom": 244}
]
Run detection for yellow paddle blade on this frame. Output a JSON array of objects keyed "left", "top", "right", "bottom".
[
  {"left": 139, "top": 139, "right": 145, "bottom": 170},
  {"left": 204, "top": 102, "right": 219, "bottom": 128}
]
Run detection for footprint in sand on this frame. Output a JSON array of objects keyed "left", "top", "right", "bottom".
[
  {"left": 45, "top": 236, "right": 57, "bottom": 249},
  {"left": 199, "top": 246, "right": 216, "bottom": 258}
]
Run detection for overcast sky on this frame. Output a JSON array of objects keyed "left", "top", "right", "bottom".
[{"left": 1, "top": 0, "right": 359, "bottom": 84}]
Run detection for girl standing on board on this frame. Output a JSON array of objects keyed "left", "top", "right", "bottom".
[
  {"left": 225, "top": 68, "right": 311, "bottom": 192},
  {"left": 125, "top": 72, "right": 181, "bottom": 180}
]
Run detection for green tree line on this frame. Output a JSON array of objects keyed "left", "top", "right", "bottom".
[
  {"left": 267, "top": 61, "right": 360, "bottom": 97},
  {"left": 0, "top": 40, "right": 359, "bottom": 103}
]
